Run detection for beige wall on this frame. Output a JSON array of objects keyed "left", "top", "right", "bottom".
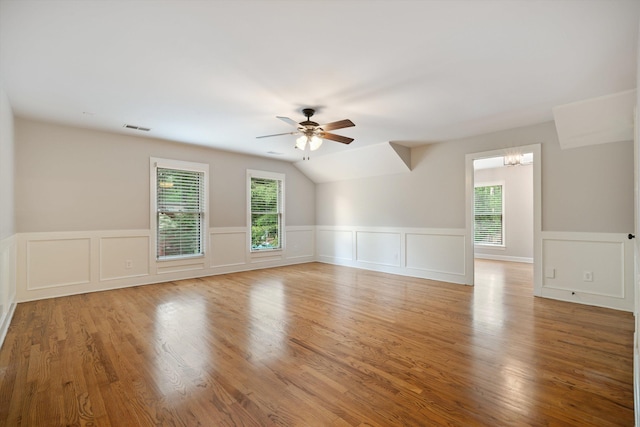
[
  {"left": 542, "top": 134, "right": 633, "bottom": 232},
  {"left": 15, "top": 118, "right": 315, "bottom": 232},
  {"left": 15, "top": 117, "right": 634, "bottom": 235},
  {"left": 0, "top": 86, "right": 14, "bottom": 239},
  {"left": 316, "top": 121, "right": 634, "bottom": 234}
]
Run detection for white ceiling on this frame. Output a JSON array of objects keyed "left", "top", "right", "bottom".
[{"left": 0, "top": 0, "right": 638, "bottom": 162}]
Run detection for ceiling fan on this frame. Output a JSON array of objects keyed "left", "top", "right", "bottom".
[{"left": 257, "top": 108, "right": 355, "bottom": 157}]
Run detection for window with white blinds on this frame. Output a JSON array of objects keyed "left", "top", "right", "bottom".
[
  {"left": 156, "top": 167, "right": 205, "bottom": 259},
  {"left": 474, "top": 184, "right": 504, "bottom": 246},
  {"left": 249, "top": 171, "right": 284, "bottom": 251}
]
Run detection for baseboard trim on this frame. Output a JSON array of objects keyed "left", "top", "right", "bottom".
[
  {"left": 474, "top": 254, "right": 533, "bottom": 263},
  {"left": 0, "top": 301, "right": 17, "bottom": 349},
  {"left": 16, "top": 256, "right": 314, "bottom": 304}
]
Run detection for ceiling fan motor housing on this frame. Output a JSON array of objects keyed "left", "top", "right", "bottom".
[{"left": 300, "top": 108, "right": 319, "bottom": 130}]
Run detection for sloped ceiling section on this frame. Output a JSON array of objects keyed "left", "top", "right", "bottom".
[
  {"left": 294, "top": 142, "right": 411, "bottom": 183},
  {"left": 553, "top": 89, "right": 636, "bottom": 149}
]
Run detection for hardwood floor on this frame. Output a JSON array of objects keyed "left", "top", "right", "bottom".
[{"left": 0, "top": 260, "right": 634, "bottom": 426}]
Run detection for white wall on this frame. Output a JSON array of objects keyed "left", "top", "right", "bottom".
[
  {"left": 474, "top": 164, "right": 534, "bottom": 262},
  {"left": 316, "top": 121, "right": 634, "bottom": 311},
  {"left": 0, "top": 84, "right": 17, "bottom": 346},
  {"left": 14, "top": 118, "right": 316, "bottom": 302},
  {"left": 0, "top": 87, "right": 14, "bottom": 240}
]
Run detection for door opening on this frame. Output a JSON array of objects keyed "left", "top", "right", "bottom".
[{"left": 464, "top": 144, "right": 542, "bottom": 294}]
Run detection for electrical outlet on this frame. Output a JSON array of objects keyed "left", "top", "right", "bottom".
[
  {"left": 125, "top": 260, "right": 133, "bottom": 269},
  {"left": 583, "top": 271, "right": 593, "bottom": 282}
]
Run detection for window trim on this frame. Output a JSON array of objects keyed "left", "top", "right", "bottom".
[
  {"left": 473, "top": 180, "right": 505, "bottom": 248},
  {"left": 150, "top": 158, "right": 209, "bottom": 262},
  {"left": 247, "top": 169, "right": 285, "bottom": 253}
]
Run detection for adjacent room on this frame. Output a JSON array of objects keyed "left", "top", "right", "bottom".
[{"left": 0, "top": 1, "right": 639, "bottom": 425}]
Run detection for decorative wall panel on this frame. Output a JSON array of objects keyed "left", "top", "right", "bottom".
[
  {"left": 406, "top": 233, "right": 465, "bottom": 276},
  {"left": 100, "top": 235, "right": 149, "bottom": 280},
  {"left": 356, "top": 231, "right": 401, "bottom": 266},
  {"left": 317, "top": 229, "right": 353, "bottom": 260},
  {"left": 541, "top": 232, "right": 633, "bottom": 311},
  {"left": 27, "top": 238, "right": 91, "bottom": 290},
  {"left": 211, "top": 230, "right": 246, "bottom": 267},
  {"left": 286, "top": 228, "right": 314, "bottom": 259},
  {"left": 317, "top": 226, "right": 467, "bottom": 284}
]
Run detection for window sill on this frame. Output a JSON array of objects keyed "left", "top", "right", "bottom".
[
  {"left": 157, "top": 254, "right": 206, "bottom": 262},
  {"left": 250, "top": 248, "right": 284, "bottom": 258},
  {"left": 474, "top": 244, "right": 506, "bottom": 250}
]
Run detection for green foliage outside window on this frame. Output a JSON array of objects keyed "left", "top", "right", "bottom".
[{"left": 251, "top": 177, "right": 281, "bottom": 250}]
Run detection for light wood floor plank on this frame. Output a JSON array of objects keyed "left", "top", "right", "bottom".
[{"left": 0, "top": 260, "right": 634, "bottom": 426}]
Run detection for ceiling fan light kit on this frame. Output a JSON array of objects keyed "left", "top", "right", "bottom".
[
  {"left": 296, "top": 134, "right": 323, "bottom": 151},
  {"left": 257, "top": 108, "right": 355, "bottom": 159}
]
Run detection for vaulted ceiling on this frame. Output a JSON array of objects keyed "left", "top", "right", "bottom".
[{"left": 0, "top": 0, "right": 638, "bottom": 162}]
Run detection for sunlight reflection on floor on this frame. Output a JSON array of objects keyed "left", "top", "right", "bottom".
[
  {"left": 471, "top": 260, "right": 537, "bottom": 418},
  {"left": 249, "top": 281, "right": 288, "bottom": 362},
  {"left": 154, "top": 295, "right": 210, "bottom": 397}
]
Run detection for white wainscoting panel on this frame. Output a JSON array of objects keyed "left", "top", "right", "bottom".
[
  {"left": 406, "top": 232, "right": 466, "bottom": 276},
  {"left": 474, "top": 253, "right": 533, "bottom": 264},
  {"left": 27, "top": 237, "right": 91, "bottom": 290},
  {"left": 317, "top": 226, "right": 467, "bottom": 284},
  {"left": 317, "top": 229, "right": 354, "bottom": 261},
  {"left": 16, "top": 226, "right": 315, "bottom": 302},
  {"left": 156, "top": 258, "right": 206, "bottom": 274},
  {"left": 210, "top": 229, "right": 246, "bottom": 267},
  {"left": 541, "top": 232, "right": 633, "bottom": 311},
  {"left": 356, "top": 231, "right": 401, "bottom": 267},
  {"left": 15, "top": 227, "right": 632, "bottom": 313},
  {"left": 286, "top": 227, "right": 314, "bottom": 260},
  {"left": 0, "top": 234, "right": 17, "bottom": 348},
  {"left": 100, "top": 235, "right": 149, "bottom": 281}
]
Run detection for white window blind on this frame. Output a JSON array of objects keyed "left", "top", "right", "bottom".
[
  {"left": 474, "top": 184, "right": 503, "bottom": 246},
  {"left": 250, "top": 176, "right": 282, "bottom": 250},
  {"left": 157, "top": 167, "right": 205, "bottom": 259}
]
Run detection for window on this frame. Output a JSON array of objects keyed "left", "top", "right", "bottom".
[
  {"left": 152, "top": 159, "right": 208, "bottom": 260},
  {"left": 248, "top": 170, "right": 284, "bottom": 251},
  {"left": 474, "top": 184, "right": 504, "bottom": 246}
]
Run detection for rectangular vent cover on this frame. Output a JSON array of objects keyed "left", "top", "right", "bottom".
[{"left": 123, "top": 124, "right": 151, "bottom": 131}]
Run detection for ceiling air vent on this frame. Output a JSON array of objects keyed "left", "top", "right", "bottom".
[{"left": 123, "top": 124, "right": 151, "bottom": 132}]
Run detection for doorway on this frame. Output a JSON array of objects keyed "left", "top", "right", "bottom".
[{"left": 464, "top": 144, "right": 542, "bottom": 294}]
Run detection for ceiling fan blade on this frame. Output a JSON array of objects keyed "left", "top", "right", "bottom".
[
  {"left": 256, "top": 131, "right": 299, "bottom": 139},
  {"left": 277, "top": 116, "right": 301, "bottom": 128},
  {"left": 320, "top": 119, "right": 355, "bottom": 132},
  {"left": 321, "top": 132, "right": 354, "bottom": 145}
]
